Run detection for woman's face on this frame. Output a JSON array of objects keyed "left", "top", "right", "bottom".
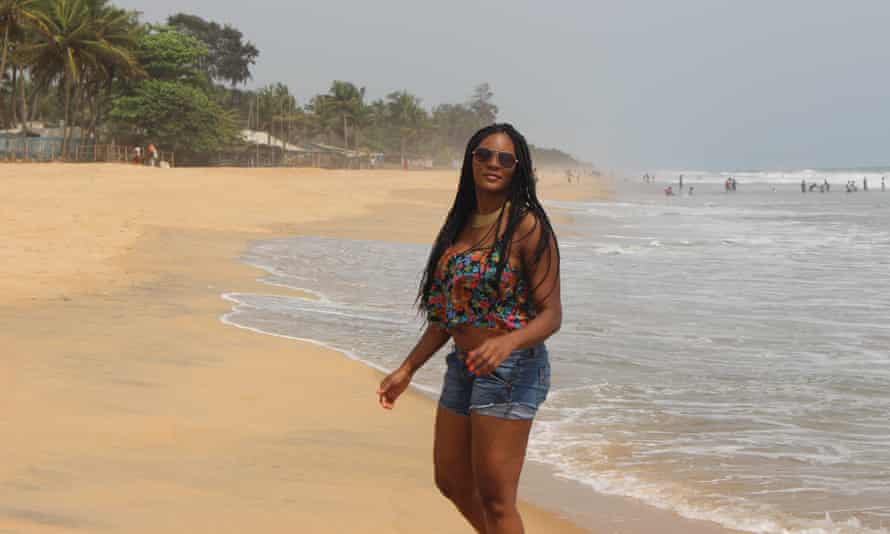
[{"left": 471, "top": 132, "right": 517, "bottom": 196}]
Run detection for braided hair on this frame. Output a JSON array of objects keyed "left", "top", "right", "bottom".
[{"left": 417, "top": 123, "right": 559, "bottom": 316}]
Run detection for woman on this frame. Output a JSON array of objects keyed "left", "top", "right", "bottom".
[{"left": 377, "top": 123, "right": 561, "bottom": 534}]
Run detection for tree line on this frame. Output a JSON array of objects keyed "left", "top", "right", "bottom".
[{"left": 1, "top": 1, "right": 580, "bottom": 166}]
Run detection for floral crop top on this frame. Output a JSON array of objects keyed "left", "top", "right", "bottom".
[{"left": 426, "top": 245, "right": 534, "bottom": 331}]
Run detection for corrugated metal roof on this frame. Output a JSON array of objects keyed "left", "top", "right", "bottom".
[{"left": 240, "top": 129, "right": 308, "bottom": 153}]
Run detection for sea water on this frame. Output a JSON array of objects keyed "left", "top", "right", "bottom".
[{"left": 221, "top": 175, "right": 890, "bottom": 533}]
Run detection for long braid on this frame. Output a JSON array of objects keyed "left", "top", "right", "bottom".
[{"left": 417, "top": 123, "right": 560, "bottom": 317}]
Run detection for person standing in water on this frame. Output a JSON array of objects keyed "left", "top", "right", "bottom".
[
  {"left": 801, "top": 180, "right": 807, "bottom": 193},
  {"left": 377, "top": 123, "right": 560, "bottom": 534},
  {"left": 882, "top": 176, "right": 886, "bottom": 192}
]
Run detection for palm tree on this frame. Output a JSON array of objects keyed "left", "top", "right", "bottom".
[
  {"left": 0, "top": 0, "right": 39, "bottom": 124},
  {"left": 305, "top": 93, "right": 339, "bottom": 145},
  {"left": 326, "top": 80, "right": 364, "bottom": 149},
  {"left": 257, "top": 82, "right": 296, "bottom": 145},
  {"left": 432, "top": 103, "right": 477, "bottom": 160},
  {"left": 80, "top": 1, "right": 143, "bottom": 140},
  {"left": 18, "top": 0, "right": 140, "bottom": 154},
  {"left": 386, "top": 90, "right": 428, "bottom": 166}
]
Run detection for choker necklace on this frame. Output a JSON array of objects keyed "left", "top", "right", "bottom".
[{"left": 471, "top": 201, "right": 510, "bottom": 228}]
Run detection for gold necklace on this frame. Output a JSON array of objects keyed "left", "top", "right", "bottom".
[{"left": 471, "top": 201, "right": 510, "bottom": 228}]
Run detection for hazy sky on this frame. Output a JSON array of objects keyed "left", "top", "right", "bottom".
[{"left": 116, "top": 0, "right": 890, "bottom": 171}]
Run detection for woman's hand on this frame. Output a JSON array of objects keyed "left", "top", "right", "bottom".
[
  {"left": 465, "top": 336, "right": 517, "bottom": 377},
  {"left": 377, "top": 367, "right": 413, "bottom": 410}
]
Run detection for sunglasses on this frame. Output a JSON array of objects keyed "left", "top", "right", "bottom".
[{"left": 472, "top": 147, "right": 518, "bottom": 169}]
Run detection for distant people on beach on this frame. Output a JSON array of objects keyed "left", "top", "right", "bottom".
[
  {"left": 824, "top": 179, "right": 830, "bottom": 192},
  {"left": 146, "top": 143, "right": 158, "bottom": 167},
  {"left": 688, "top": 186, "right": 695, "bottom": 196},
  {"left": 566, "top": 169, "right": 583, "bottom": 184},
  {"left": 883, "top": 176, "right": 886, "bottom": 192},
  {"left": 724, "top": 177, "right": 737, "bottom": 192},
  {"left": 664, "top": 185, "right": 675, "bottom": 196},
  {"left": 679, "top": 175, "right": 684, "bottom": 190},
  {"left": 801, "top": 180, "right": 807, "bottom": 193},
  {"left": 863, "top": 177, "right": 869, "bottom": 191}
]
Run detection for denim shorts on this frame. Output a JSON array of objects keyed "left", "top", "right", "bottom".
[{"left": 439, "top": 344, "right": 550, "bottom": 420}]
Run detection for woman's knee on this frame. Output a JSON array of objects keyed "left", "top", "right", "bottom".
[
  {"left": 434, "top": 468, "right": 473, "bottom": 501},
  {"left": 475, "top": 478, "right": 516, "bottom": 519},
  {"left": 477, "top": 491, "right": 513, "bottom": 520}
]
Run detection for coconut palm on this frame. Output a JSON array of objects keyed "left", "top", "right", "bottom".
[
  {"left": 80, "top": 1, "right": 143, "bottom": 139},
  {"left": 1, "top": 0, "right": 40, "bottom": 124},
  {"left": 386, "top": 90, "right": 428, "bottom": 165},
  {"left": 18, "top": 0, "right": 140, "bottom": 154},
  {"left": 326, "top": 80, "right": 364, "bottom": 149},
  {"left": 0, "top": 0, "right": 38, "bottom": 81}
]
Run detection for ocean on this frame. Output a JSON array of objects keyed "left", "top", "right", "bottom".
[{"left": 221, "top": 171, "right": 890, "bottom": 534}]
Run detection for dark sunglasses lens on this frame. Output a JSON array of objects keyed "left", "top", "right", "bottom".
[
  {"left": 498, "top": 153, "right": 517, "bottom": 168},
  {"left": 473, "top": 148, "right": 493, "bottom": 163}
]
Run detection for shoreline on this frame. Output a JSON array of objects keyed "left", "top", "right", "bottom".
[
  {"left": 1, "top": 163, "right": 736, "bottom": 533},
  {"left": 222, "top": 232, "right": 745, "bottom": 534}
]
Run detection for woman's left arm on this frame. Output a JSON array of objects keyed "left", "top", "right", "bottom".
[{"left": 465, "top": 214, "right": 561, "bottom": 376}]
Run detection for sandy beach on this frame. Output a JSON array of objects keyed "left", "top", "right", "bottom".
[{"left": 0, "top": 163, "right": 738, "bottom": 533}]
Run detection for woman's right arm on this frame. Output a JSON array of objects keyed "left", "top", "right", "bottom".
[
  {"left": 400, "top": 323, "right": 451, "bottom": 375},
  {"left": 377, "top": 324, "right": 451, "bottom": 409}
]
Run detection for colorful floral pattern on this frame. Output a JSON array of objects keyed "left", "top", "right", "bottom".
[{"left": 426, "top": 246, "right": 534, "bottom": 331}]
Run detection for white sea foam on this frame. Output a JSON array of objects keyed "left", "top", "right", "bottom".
[
  {"left": 218, "top": 185, "right": 890, "bottom": 534},
  {"left": 647, "top": 167, "right": 890, "bottom": 186},
  {"left": 220, "top": 292, "right": 441, "bottom": 398}
]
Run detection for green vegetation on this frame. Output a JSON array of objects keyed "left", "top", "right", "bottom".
[
  {"left": 108, "top": 25, "right": 237, "bottom": 154},
  {"left": 0, "top": 2, "right": 584, "bottom": 167}
]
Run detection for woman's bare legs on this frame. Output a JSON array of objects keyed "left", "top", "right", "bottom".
[
  {"left": 470, "top": 412, "right": 533, "bottom": 534},
  {"left": 434, "top": 405, "right": 487, "bottom": 532}
]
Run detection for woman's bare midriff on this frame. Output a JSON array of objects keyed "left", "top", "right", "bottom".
[{"left": 450, "top": 324, "right": 510, "bottom": 352}]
